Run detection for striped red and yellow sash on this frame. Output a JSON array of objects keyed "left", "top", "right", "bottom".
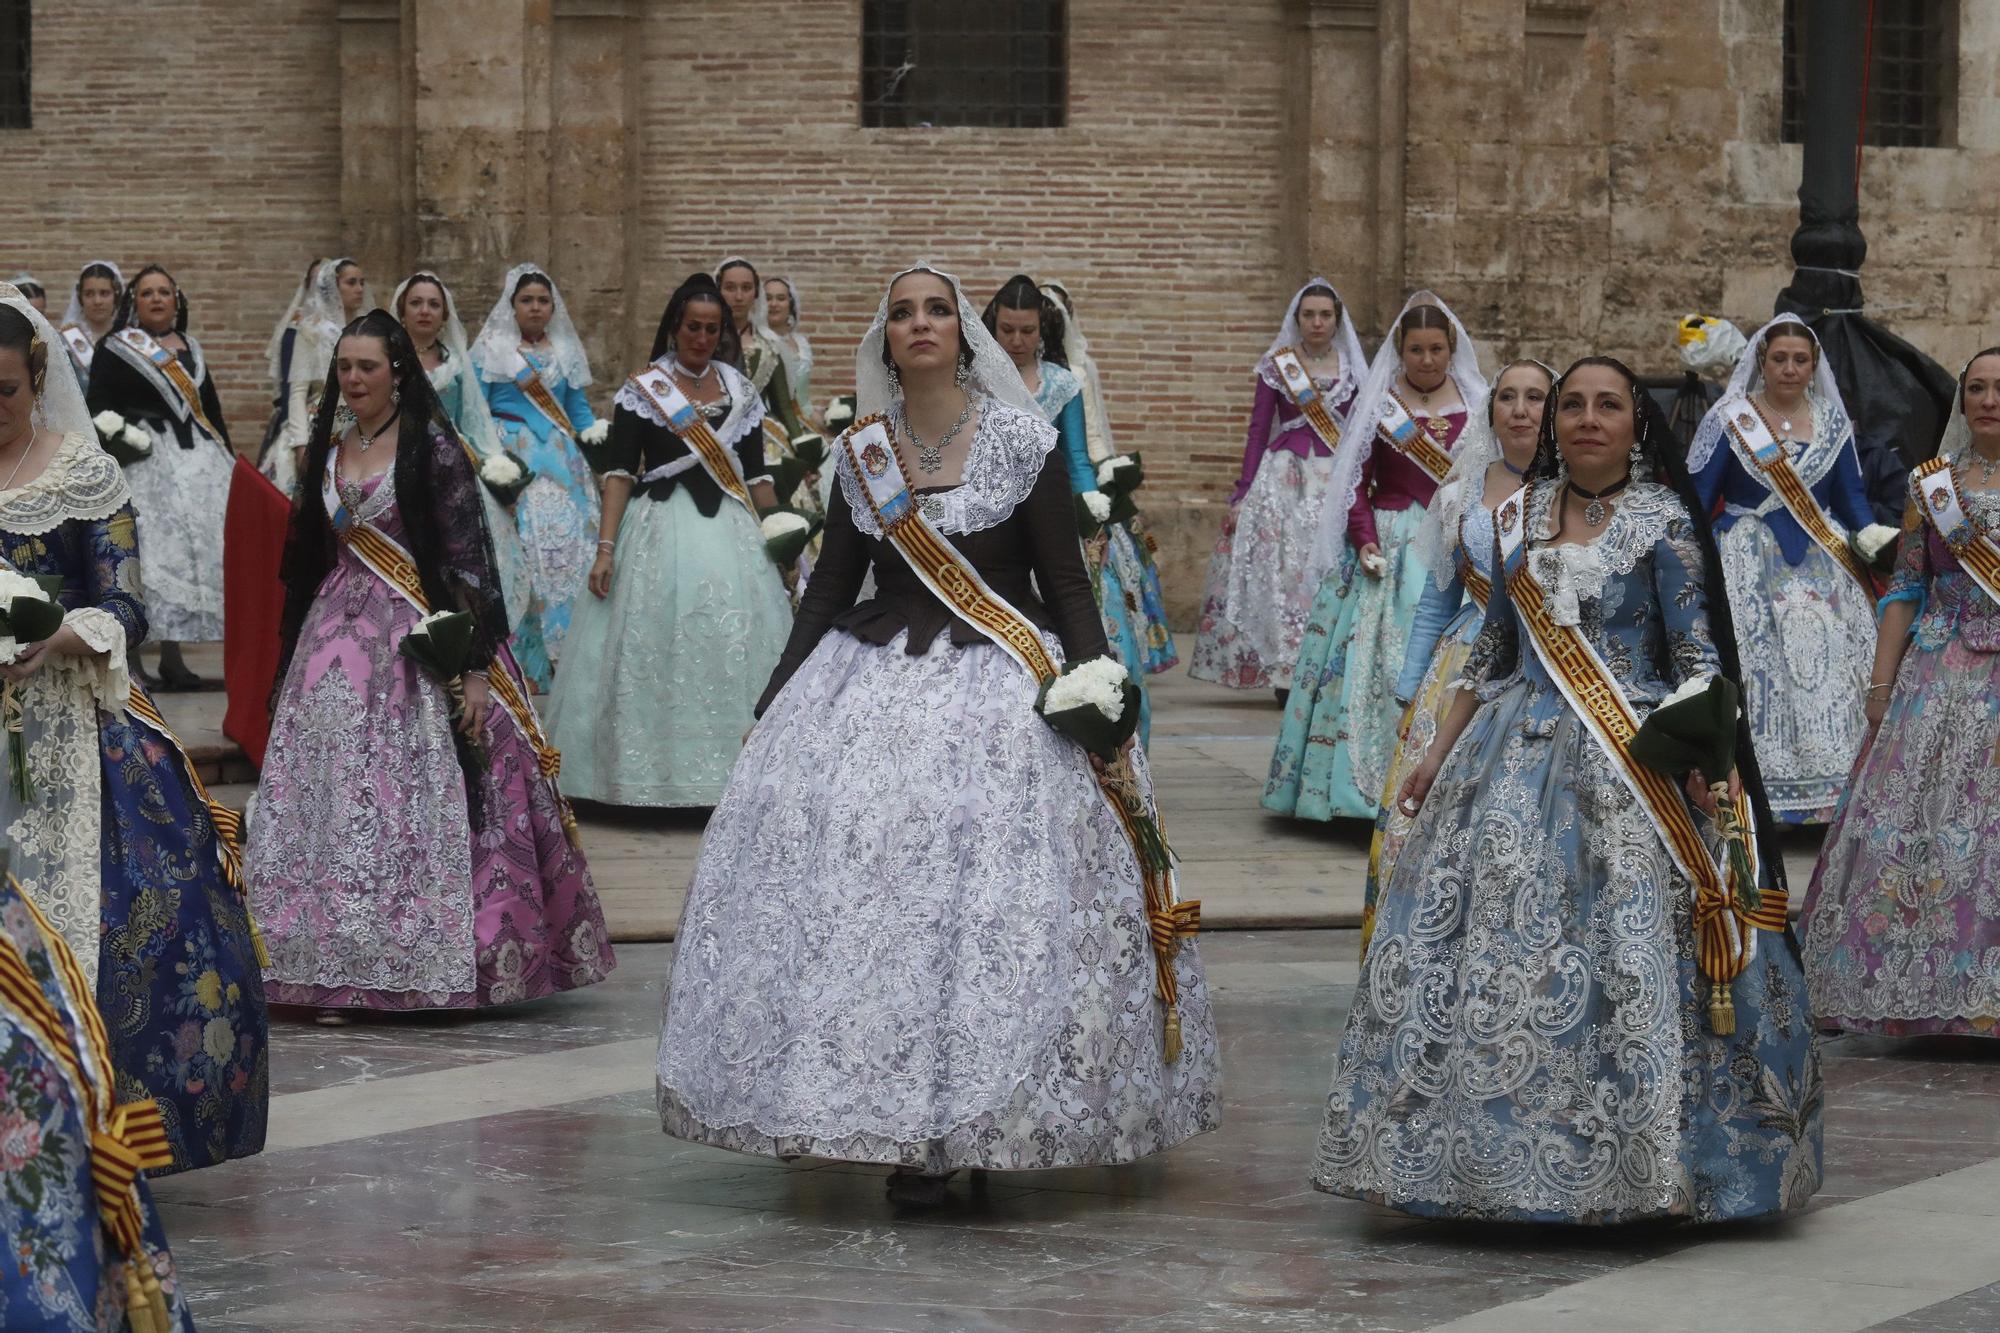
[
  {"left": 115, "top": 327, "right": 222, "bottom": 443},
  {"left": 1722, "top": 397, "right": 1874, "bottom": 594},
  {"left": 839, "top": 416, "right": 1198, "bottom": 1056},
  {"left": 514, "top": 358, "right": 577, "bottom": 442},
  {"left": 1495, "top": 487, "right": 1786, "bottom": 988},
  {"left": 1378, "top": 387, "right": 1454, "bottom": 483},
  {"left": 624, "top": 365, "right": 757, "bottom": 517},
  {"left": 1270, "top": 347, "right": 1343, "bottom": 453},
  {"left": 1915, "top": 456, "right": 2000, "bottom": 608}
]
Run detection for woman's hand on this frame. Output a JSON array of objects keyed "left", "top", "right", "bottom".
[
  {"left": 0, "top": 626, "right": 92, "bottom": 683},
  {"left": 1090, "top": 736, "right": 1138, "bottom": 776},
  {"left": 460, "top": 672, "right": 491, "bottom": 745},
  {"left": 587, "top": 549, "right": 614, "bottom": 599},
  {"left": 1685, "top": 766, "right": 1742, "bottom": 819},
  {"left": 1396, "top": 753, "right": 1442, "bottom": 817},
  {"left": 1864, "top": 688, "right": 1890, "bottom": 727},
  {"left": 1357, "top": 542, "right": 1384, "bottom": 578}
]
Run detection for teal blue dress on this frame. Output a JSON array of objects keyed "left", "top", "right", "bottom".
[
  {"left": 481, "top": 351, "right": 600, "bottom": 689},
  {"left": 1034, "top": 362, "right": 1152, "bottom": 747},
  {"left": 1313, "top": 480, "right": 1822, "bottom": 1223}
]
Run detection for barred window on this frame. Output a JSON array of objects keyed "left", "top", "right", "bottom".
[
  {"left": 0, "top": 0, "right": 28, "bottom": 130},
  {"left": 862, "top": 0, "right": 1066, "bottom": 129},
  {"left": 1782, "top": 0, "right": 1957, "bottom": 148}
]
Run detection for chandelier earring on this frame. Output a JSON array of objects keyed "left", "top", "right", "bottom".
[
  {"left": 953, "top": 358, "right": 970, "bottom": 388},
  {"left": 391, "top": 385, "right": 402, "bottom": 409},
  {"left": 887, "top": 361, "right": 903, "bottom": 396}
]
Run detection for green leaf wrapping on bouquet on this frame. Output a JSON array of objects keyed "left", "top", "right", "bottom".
[
  {"left": 789, "top": 431, "right": 828, "bottom": 472},
  {"left": 573, "top": 428, "right": 622, "bottom": 476},
  {"left": 771, "top": 456, "right": 809, "bottom": 506},
  {"left": 1106, "top": 489, "right": 1140, "bottom": 527},
  {"left": 1035, "top": 675, "right": 1142, "bottom": 763},
  {"left": 397, "top": 610, "right": 477, "bottom": 682},
  {"left": 479, "top": 450, "right": 537, "bottom": 507},
  {"left": 0, "top": 587, "right": 68, "bottom": 645},
  {"left": 1099, "top": 452, "right": 1145, "bottom": 498},
  {"left": 1849, "top": 528, "right": 1900, "bottom": 575},
  {"left": 1628, "top": 676, "right": 1740, "bottom": 784},
  {"left": 761, "top": 507, "right": 823, "bottom": 567},
  {"left": 98, "top": 425, "right": 153, "bottom": 467}
]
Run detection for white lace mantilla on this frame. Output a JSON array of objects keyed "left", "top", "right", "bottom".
[
  {"left": 0, "top": 433, "right": 131, "bottom": 536},
  {"left": 614, "top": 360, "right": 765, "bottom": 451},
  {"left": 836, "top": 399, "right": 1057, "bottom": 539}
]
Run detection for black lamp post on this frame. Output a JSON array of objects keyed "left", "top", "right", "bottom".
[{"left": 1774, "top": 0, "right": 1953, "bottom": 522}]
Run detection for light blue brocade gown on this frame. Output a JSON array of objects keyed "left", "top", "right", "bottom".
[{"left": 1312, "top": 481, "right": 1823, "bottom": 1224}]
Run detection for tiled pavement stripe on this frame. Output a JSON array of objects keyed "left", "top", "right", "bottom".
[
  {"left": 1430, "top": 1156, "right": 2000, "bottom": 1333},
  {"left": 264, "top": 1037, "right": 658, "bottom": 1150}
]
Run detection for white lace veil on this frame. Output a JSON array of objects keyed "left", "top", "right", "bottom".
[
  {"left": 1411, "top": 359, "right": 1554, "bottom": 590},
  {"left": 853, "top": 263, "right": 1036, "bottom": 421},
  {"left": 291, "top": 257, "right": 363, "bottom": 397},
  {"left": 392, "top": 271, "right": 504, "bottom": 454},
  {"left": 0, "top": 284, "right": 95, "bottom": 438},
  {"left": 764, "top": 274, "right": 811, "bottom": 387},
  {"left": 471, "top": 263, "right": 594, "bottom": 388},
  {"left": 1314, "top": 289, "right": 1487, "bottom": 569},
  {"left": 1040, "top": 277, "right": 1119, "bottom": 462},
  {"left": 60, "top": 259, "right": 124, "bottom": 334},
  {"left": 263, "top": 259, "right": 323, "bottom": 386},
  {"left": 1258, "top": 277, "right": 1368, "bottom": 395},
  {"left": 714, "top": 256, "right": 776, "bottom": 345},
  {"left": 1686, "top": 314, "right": 1854, "bottom": 484},
  {"left": 1937, "top": 348, "right": 2000, "bottom": 464}
]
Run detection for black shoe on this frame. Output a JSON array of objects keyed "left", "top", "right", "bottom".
[{"left": 156, "top": 661, "right": 205, "bottom": 691}]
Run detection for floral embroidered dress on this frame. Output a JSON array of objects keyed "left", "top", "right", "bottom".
[
  {"left": 481, "top": 350, "right": 600, "bottom": 690},
  {"left": 656, "top": 401, "right": 1220, "bottom": 1171},
  {"left": 85, "top": 330, "right": 233, "bottom": 643},
  {"left": 246, "top": 427, "right": 614, "bottom": 1010},
  {"left": 0, "top": 433, "right": 268, "bottom": 1174},
  {"left": 1692, "top": 393, "right": 1876, "bottom": 824},
  {"left": 546, "top": 360, "right": 792, "bottom": 807},
  {"left": 0, "top": 871, "right": 197, "bottom": 1332},
  {"left": 1800, "top": 472, "right": 2000, "bottom": 1037},
  {"left": 1264, "top": 408, "right": 1468, "bottom": 822},
  {"left": 1190, "top": 362, "right": 1359, "bottom": 691},
  {"left": 1312, "top": 481, "right": 1823, "bottom": 1223}
]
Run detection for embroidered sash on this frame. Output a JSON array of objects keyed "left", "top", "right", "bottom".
[
  {"left": 1719, "top": 395, "right": 1874, "bottom": 594},
  {"left": 1494, "top": 487, "right": 1786, "bottom": 985},
  {"left": 514, "top": 352, "right": 577, "bottom": 442},
  {"left": 113, "top": 327, "right": 222, "bottom": 444},
  {"left": 1915, "top": 457, "right": 2000, "bottom": 608},
  {"left": 60, "top": 325, "right": 95, "bottom": 368},
  {"left": 624, "top": 366, "right": 757, "bottom": 517},
  {"left": 1271, "top": 347, "right": 1342, "bottom": 452},
  {"left": 0, "top": 883, "right": 177, "bottom": 1327},
  {"left": 322, "top": 466, "right": 579, "bottom": 837},
  {"left": 1377, "top": 387, "right": 1454, "bottom": 483},
  {"left": 839, "top": 416, "right": 1199, "bottom": 1056}
]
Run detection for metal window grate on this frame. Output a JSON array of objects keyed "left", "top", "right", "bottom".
[
  {"left": 0, "top": 0, "right": 28, "bottom": 130},
  {"left": 862, "top": 0, "right": 1066, "bottom": 129},
  {"left": 1782, "top": 0, "right": 1957, "bottom": 148}
]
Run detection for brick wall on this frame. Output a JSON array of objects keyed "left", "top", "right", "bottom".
[{"left": 2, "top": 0, "right": 345, "bottom": 441}]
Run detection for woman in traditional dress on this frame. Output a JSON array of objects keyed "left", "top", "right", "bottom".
[
  {"left": 548, "top": 274, "right": 792, "bottom": 807},
  {"left": 985, "top": 275, "right": 1156, "bottom": 745},
  {"left": 1264, "top": 292, "right": 1485, "bottom": 821},
  {"left": 57, "top": 260, "right": 123, "bottom": 394},
  {"left": 266, "top": 257, "right": 370, "bottom": 498},
  {"left": 717, "top": 257, "right": 809, "bottom": 441},
  {"left": 656, "top": 264, "right": 1219, "bottom": 1206},
  {"left": 1800, "top": 347, "right": 2000, "bottom": 1038},
  {"left": 247, "top": 309, "right": 614, "bottom": 1017},
  {"left": 1360, "top": 359, "right": 1550, "bottom": 955},
  {"left": 1313, "top": 355, "right": 1822, "bottom": 1223},
  {"left": 0, "top": 287, "right": 267, "bottom": 1173},
  {"left": 473, "top": 264, "right": 603, "bottom": 690},
  {"left": 0, "top": 862, "right": 199, "bottom": 1331},
  {"left": 1689, "top": 319, "right": 1876, "bottom": 824},
  {"left": 85, "top": 264, "right": 233, "bottom": 690},
  {"left": 1190, "top": 279, "right": 1367, "bottom": 694},
  {"left": 1042, "top": 278, "right": 1178, "bottom": 676},
  {"left": 763, "top": 274, "right": 814, "bottom": 415},
  {"left": 394, "top": 271, "right": 533, "bottom": 633}
]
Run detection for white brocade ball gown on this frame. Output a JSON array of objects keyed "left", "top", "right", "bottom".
[{"left": 655, "top": 404, "right": 1221, "bottom": 1171}]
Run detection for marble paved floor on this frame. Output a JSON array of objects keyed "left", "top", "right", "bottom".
[{"left": 151, "top": 932, "right": 2000, "bottom": 1332}]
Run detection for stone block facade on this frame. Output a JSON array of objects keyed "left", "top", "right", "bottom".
[{"left": 6, "top": 0, "right": 1995, "bottom": 624}]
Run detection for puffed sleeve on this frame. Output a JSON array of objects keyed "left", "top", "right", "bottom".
[
  {"left": 755, "top": 480, "right": 868, "bottom": 717},
  {"left": 1231, "top": 378, "right": 1281, "bottom": 504},
  {"left": 599, "top": 404, "right": 646, "bottom": 479}
]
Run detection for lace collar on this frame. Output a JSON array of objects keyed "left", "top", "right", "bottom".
[
  {"left": 837, "top": 399, "right": 1056, "bottom": 539},
  {"left": 1522, "top": 479, "right": 1686, "bottom": 626},
  {"left": 0, "top": 432, "right": 132, "bottom": 537},
  {"left": 614, "top": 359, "right": 764, "bottom": 449}
]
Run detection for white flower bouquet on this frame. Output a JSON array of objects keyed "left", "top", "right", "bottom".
[
  {"left": 760, "top": 507, "right": 822, "bottom": 566},
  {"left": 92, "top": 409, "right": 152, "bottom": 466},
  {"left": 1850, "top": 522, "right": 1901, "bottom": 575},
  {"left": 478, "top": 449, "right": 536, "bottom": 506},
  {"left": 1036, "top": 655, "right": 1142, "bottom": 762},
  {"left": 773, "top": 431, "right": 828, "bottom": 504},
  {"left": 0, "top": 570, "right": 68, "bottom": 800},
  {"left": 1094, "top": 453, "right": 1145, "bottom": 522},
  {"left": 822, "top": 395, "right": 857, "bottom": 432},
  {"left": 1076, "top": 490, "right": 1112, "bottom": 539},
  {"left": 578, "top": 421, "right": 610, "bottom": 447}
]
